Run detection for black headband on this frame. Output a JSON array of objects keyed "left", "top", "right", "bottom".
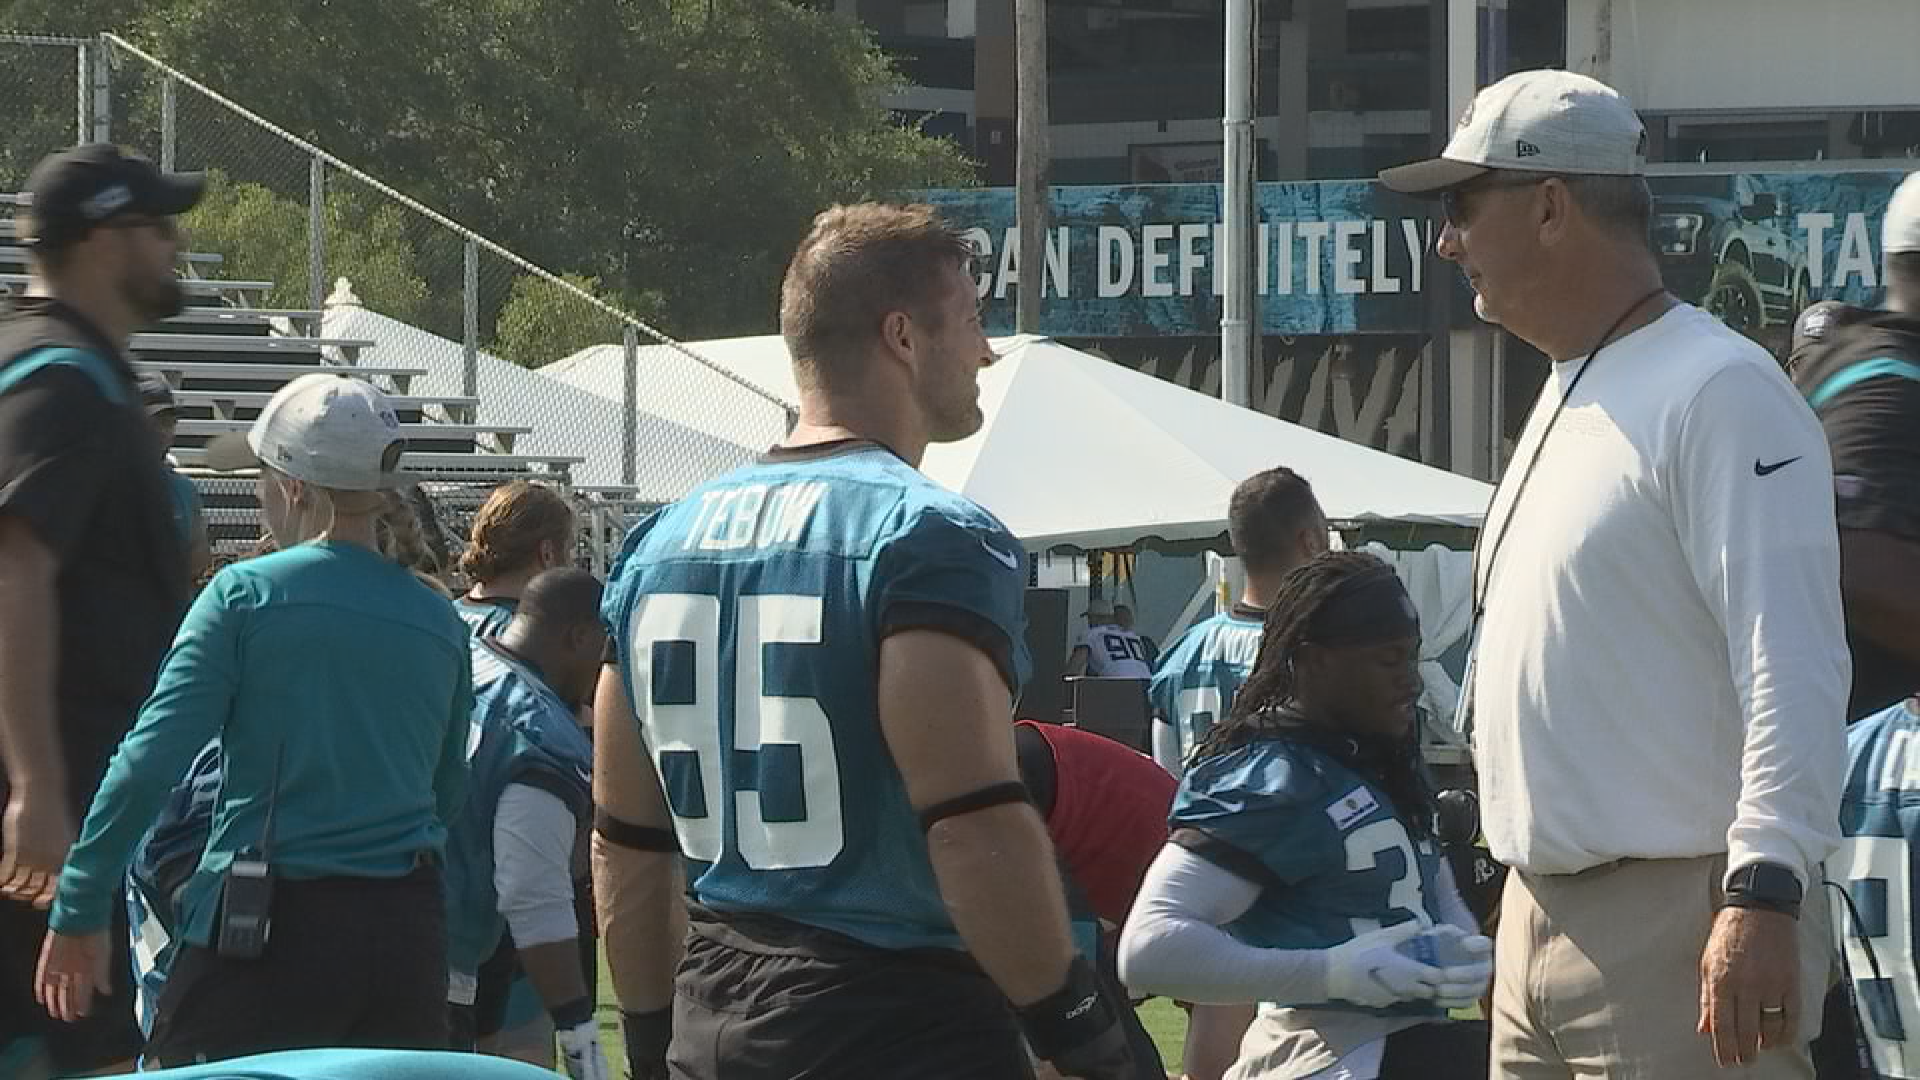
[{"left": 1303, "top": 566, "right": 1420, "bottom": 648}]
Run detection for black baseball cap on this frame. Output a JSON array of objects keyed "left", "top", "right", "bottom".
[
  {"left": 137, "top": 373, "right": 177, "bottom": 415},
  {"left": 20, "top": 143, "right": 205, "bottom": 250}
]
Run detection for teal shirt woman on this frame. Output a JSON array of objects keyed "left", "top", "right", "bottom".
[{"left": 38, "top": 373, "right": 473, "bottom": 1066}]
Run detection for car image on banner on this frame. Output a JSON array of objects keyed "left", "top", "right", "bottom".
[{"left": 1652, "top": 173, "right": 1811, "bottom": 341}]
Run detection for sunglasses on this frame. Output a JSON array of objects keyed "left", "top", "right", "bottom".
[
  {"left": 1440, "top": 175, "right": 1553, "bottom": 229},
  {"left": 101, "top": 215, "right": 183, "bottom": 243}
]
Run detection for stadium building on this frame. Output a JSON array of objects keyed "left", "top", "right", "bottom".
[{"left": 848, "top": 0, "right": 1920, "bottom": 481}]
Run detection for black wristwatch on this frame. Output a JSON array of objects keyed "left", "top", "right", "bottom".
[{"left": 1723, "top": 861, "right": 1803, "bottom": 920}]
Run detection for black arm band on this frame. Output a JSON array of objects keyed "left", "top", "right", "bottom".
[
  {"left": 918, "top": 781, "right": 1032, "bottom": 832},
  {"left": 594, "top": 807, "right": 679, "bottom": 852},
  {"left": 1017, "top": 954, "right": 1117, "bottom": 1060}
]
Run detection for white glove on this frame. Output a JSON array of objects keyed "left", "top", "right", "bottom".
[
  {"left": 1426, "top": 925, "right": 1495, "bottom": 1009},
  {"left": 1323, "top": 921, "right": 1442, "bottom": 1008},
  {"left": 558, "top": 1018, "right": 613, "bottom": 1080}
]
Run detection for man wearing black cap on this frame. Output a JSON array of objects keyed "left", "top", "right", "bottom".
[{"left": 0, "top": 143, "right": 203, "bottom": 1077}]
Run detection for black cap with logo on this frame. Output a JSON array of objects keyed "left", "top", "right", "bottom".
[
  {"left": 20, "top": 143, "right": 205, "bottom": 250},
  {"left": 137, "top": 372, "right": 177, "bottom": 416}
]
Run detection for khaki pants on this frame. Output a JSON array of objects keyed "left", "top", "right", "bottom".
[{"left": 1491, "top": 855, "right": 1832, "bottom": 1080}]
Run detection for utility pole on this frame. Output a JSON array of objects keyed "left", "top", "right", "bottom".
[
  {"left": 1221, "top": 0, "right": 1258, "bottom": 406},
  {"left": 1015, "top": 0, "right": 1049, "bottom": 333}
]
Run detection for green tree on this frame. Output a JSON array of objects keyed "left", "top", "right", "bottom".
[
  {"left": 4, "top": 0, "right": 977, "bottom": 338},
  {"left": 181, "top": 173, "right": 429, "bottom": 322},
  {"left": 492, "top": 272, "right": 665, "bottom": 370}
]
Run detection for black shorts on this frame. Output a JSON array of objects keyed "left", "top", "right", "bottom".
[
  {"left": 1378, "top": 1020, "right": 1489, "bottom": 1080},
  {"left": 672, "top": 906, "right": 1036, "bottom": 1080},
  {"left": 146, "top": 865, "right": 448, "bottom": 1067},
  {"left": 0, "top": 893, "right": 142, "bottom": 1073}
]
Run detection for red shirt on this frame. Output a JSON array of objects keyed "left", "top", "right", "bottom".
[{"left": 1018, "top": 719, "right": 1177, "bottom": 926}]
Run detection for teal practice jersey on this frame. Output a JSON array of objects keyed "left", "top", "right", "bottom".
[
  {"left": 1147, "top": 605, "right": 1265, "bottom": 774},
  {"left": 114, "top": 1048, "right": 562, "bottom": 1079},
  {"left": 455, "top": 595, "right": 519, "bottom": 640},
  {"left": 1171, "top": 735, "right": 1447, "bottom": 1019},
  {"left": 603, "top": 441, "right": 1031, "bottom": 951},
  {"left": 1831, "top": 700, "right": 1920, "bottom": 1080},
  {"left": 443, "top": 637, "right": 595, "bottom": 979}
]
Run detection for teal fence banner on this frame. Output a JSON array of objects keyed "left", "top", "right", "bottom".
[{"left": 920, "top": 169, "right": 1914, "bottom": 340}]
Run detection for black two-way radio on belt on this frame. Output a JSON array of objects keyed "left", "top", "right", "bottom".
[{"left": 216, "top": 745, "right": 283, "bottom": 960}]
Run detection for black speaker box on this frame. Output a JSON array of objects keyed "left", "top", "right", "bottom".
[{"left": 1018, "top": 587, "right": 1070, "bottom": 723}]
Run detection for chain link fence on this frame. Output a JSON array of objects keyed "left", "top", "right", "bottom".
[
  {"left": 0, "top": 36, "right": 93, "bottom": 191},
  {"left": 3, "top": 33, "right": 794, "bottom": 567}
]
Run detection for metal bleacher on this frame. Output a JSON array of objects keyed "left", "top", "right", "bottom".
[{"left": 0, "top": 203, "right": 584, "bottom": 554}]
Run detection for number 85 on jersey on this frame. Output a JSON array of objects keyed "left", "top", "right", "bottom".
[{"left": 628, "top": 592, "right": 845, "bottom": 871}]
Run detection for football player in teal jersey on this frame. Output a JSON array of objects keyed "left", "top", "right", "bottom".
[
  {"left": 1120, "top": 551, "right": 1492, "bottom": 1080},
  {"left": 454, "top": 481, "right": 576, "bottom": 639},
  {"left": 1149, "top": 466, "right": 1326, "bottom": 779},
  {"left": 1145, "top": 467, "right": 1326, "bottom": 1080},
  {"left": 1829, "top": 696, "right": 1920, "bottom": 1080},
  {"left": 593, "top": 203, "right": 1135, "bottom": 1080},
  {"left": 448, "top": 480, "right": 583, "bottom": 1065},
  {"left": 443, "top": 568, "right": 606, "bottom": 1079}
]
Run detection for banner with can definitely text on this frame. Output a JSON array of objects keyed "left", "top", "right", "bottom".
[{"left": 920, "top": 168, "right": 1916, "bottom": 340}]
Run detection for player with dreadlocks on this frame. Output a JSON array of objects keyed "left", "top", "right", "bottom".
[{"left": 1120, "top": 551, "right": 1491, "bottom": 1080}]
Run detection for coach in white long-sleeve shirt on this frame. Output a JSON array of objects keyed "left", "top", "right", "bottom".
[{"left": 1382, "top": 71, "right": 1847, "bottom": 1080}]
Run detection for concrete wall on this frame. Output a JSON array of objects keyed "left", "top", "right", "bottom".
[{"left": 1567, "top": 0, "right": 1920, "bottom": 112}]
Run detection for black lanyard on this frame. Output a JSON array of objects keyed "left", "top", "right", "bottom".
[{"left": 1467, "top": 287, "right": 1670, "bottom": 622}]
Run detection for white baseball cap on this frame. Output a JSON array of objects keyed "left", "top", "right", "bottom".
[
  {"left": 1379, "top": 69, "right": 1647, "bottom": 194},
  {"left": 1885, "top": 172, "right": 1920, "bottom": 256},
  {"left": 204, "top": 372, "right": 411, "bottom": 490}
]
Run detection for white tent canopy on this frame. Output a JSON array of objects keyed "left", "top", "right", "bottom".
[
  {"left": 537, "top": 333, "right": 1494, "bottom": 548},
  {"left": 321, "top": 284, "right": 767, "bottom": 495},
  {"left": 541, "top": 337, "right": 794, "bottom": 454},
  {"left": 926, "top": 336, "right": 1494, "bottom": 548}
]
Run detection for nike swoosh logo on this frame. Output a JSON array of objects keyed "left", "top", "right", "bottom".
[
  {"left": 1754, "top": 456, "right": 1802, "bottom": 476},
  {"left": 979, "top": 538, "right": 1021, "bottom": 570}
]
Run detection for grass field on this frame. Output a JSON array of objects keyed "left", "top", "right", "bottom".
[{"left": 592, "top": 952, "right": 1192, "bottom": 1075}]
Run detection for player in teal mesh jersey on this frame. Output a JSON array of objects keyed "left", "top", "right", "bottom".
[
  {"left": 1145, "top": 466, "right": 1326, "bottom": 1080},
  {"left": 1121, "top": 552, "right": 1492, "bottom": 1080},
  {"left": 592, "top": 204, "right": 1136, "bottom": 1080},
  {"left": 444, "top": 568, "right": 607, "bottom": 1079},
  {"left": 1150, "top": 466, "right": 1328, "bottom": 777},
  {"left": 454, "top": 481, "right": 577, "bottom": 639},
  {"left": 1829, "top": 697, "right": 1920, "bottom": 1080},
  {"left": 446, "top": 479, "right": 583, "bottom": 1066}
]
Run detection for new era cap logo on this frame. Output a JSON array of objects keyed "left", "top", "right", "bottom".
[
  {"left": 1516, "top": 139, "right": 1541, "bottom": 158},
  {"left": 80, "top": 184, "right": 132, "bottom": 220}
]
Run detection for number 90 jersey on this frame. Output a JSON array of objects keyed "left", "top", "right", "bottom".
[
  {"left": 602, "top": 442, "right": 1032, "bottom": 951},
  {"left": 1170, "top": 737, "right": 1448, "bottom": 1019}
]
